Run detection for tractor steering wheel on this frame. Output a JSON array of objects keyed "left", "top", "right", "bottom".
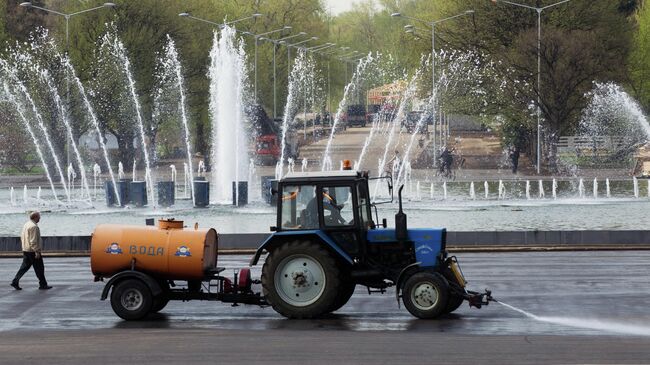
[{"left": 324, "top": 203, "right": 346, "bottom": 226}]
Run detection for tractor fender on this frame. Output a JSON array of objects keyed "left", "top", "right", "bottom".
[
  {"left": 249, "top": 230, "right": 354, "bottom": 266},
  {"left": 100, "top": 270, "right": 163, "bottom": 300},
  {"left": 394, "top": 262, "right": 421, "bottom": 308}
]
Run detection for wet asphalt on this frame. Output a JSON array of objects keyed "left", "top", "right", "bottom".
[{"left": 1, "top": 251, "right": 650, "bottom": 364}]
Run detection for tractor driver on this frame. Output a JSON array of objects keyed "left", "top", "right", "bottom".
[{"left": 304, "top": 187, "right": 347, "bottom": 227}]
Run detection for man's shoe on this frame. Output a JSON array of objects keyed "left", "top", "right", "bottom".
[
  {"left": 10, "top": 283, "right": 22, "bottom": 290},
  {"left": 38, "top": 285, "right": 52, "bottom": 290}
]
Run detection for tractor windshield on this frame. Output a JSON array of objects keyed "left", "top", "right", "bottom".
[{"left": 280, "top": 185, "right": 317, "bottom": 230}]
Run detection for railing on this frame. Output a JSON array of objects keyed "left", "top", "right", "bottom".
[{"left": 558, "top": 136, "right": 626, "bottom": 153}]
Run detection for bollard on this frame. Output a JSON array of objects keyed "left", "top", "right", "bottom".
[
  {"left": 193, "top": 177, "right": 209, "bottom": 207},
  {"left": 105, "top": 181, "right": 117, "bottom": 207},
  {"left": 117, "top": 179, "right": 131, "bottom": 206},
  {"left": 157, "top": 181, "right": 175, "bottom": 207},
  {"left": 232, "top": 181, "right": 248, "bottom": 206},
  {"left": 261, "top": 176, "right": 274, "bottom": 205},
  {"left": 129, "top": 181, "right": 148, "bottom": 207}
]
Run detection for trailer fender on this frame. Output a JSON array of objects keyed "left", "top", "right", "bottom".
[
  {"left": 100, "top": 270, "right": 163, "bottom": 300},
  {"left": 249, "top": 230, "right": 353, "bottom": 266},
  {"left": 394, "top": 262, "right": 421, "bottom": 308}
]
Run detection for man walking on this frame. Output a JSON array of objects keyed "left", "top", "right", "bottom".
[{"left": 11, "top": 211, "right": 51, "bottom": 290}]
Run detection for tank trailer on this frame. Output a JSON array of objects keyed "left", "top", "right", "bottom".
[{"left": 91, "top": 168, "right": 493, "bottom": 320}]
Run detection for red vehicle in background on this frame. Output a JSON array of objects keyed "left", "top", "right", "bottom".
[{"left": 256, "top": 134, "right": 281, "bottom": 165}]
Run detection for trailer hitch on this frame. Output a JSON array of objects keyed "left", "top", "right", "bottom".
[{"left": 466, "top": 289, "right": 495, "bottom": 309}]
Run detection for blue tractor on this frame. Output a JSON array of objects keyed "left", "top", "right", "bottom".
[{"left": 251, "top": 168, "right": 493, "bottom": 319}]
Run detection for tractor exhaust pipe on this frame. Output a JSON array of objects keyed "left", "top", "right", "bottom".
[{"left": 395, "top": 185, "right": 407, "bottom": 242}]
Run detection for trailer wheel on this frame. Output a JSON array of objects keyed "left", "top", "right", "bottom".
[
  {"left": 110, "top": 279, "right": 153, "bottom": 321},
  {"left": 262, "top": 241, "right": 340, "bottom": 319},
  {"left": 402, "top": 272, "right": 449, "bottom": 319},
  {"left": 151, "top": 295, "right": 170, "bottom": 313}
]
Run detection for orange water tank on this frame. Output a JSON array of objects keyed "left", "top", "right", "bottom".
[{"left": 90, "top": 220, "right": 217, "bottom": 280}]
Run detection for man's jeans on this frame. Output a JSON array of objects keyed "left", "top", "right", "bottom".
[{"left": 12, "top": 252, "right": 48, "bottom": 287}]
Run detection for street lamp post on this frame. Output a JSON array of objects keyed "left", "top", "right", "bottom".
[
  {"left": 298, "top": 43, "right": 335, "bottom": 139},
  {"left": 259, "top": 32, "right": 306, "bottom": 119},
  {"left": 284, "top": 37, "right": 318, "bottom": 81},
  {"left": 392, "top": 10, "right": 474, "bottom": 167},
  {"left": 491, "top": 0, "right": 571, "bottom": 174},
  {"left": 20, "top": 1, "right": 117, "bottom": 167},
  {"left": 251, "top": 26, "right": 292, "bottom": 101},
  {"left": 339, "top": 51, "right": 360, "bottom": 83},
  {"left": 178, "top": 12, "right": 262, "bottom": 28}
]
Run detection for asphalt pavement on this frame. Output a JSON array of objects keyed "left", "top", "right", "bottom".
[{"left": 1, "top": 251, "right": 650, "bottom": 364}]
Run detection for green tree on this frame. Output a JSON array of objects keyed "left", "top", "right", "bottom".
[{"left": 629, "top": 1, "right": 650, "bottom": 112}]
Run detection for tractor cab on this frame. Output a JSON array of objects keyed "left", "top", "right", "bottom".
[{"left": 274, "top": 169, "right": 373, "bottom": 258}]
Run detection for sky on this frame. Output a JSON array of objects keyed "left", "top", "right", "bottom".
[{"left": 325, "top": 0, "right": 373, "bottom": 15}]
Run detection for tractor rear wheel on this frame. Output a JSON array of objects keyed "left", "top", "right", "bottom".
[
  {"left": 329, "top": 280, "right": 356, "bottom": 313},
  {"left": 445, "top": 292, "right": 464, "bottom": 314},
  {"left": 402, "top": 272, "right": 449, "bottom": 319},
  {"left": 262, "top": 241, "right": 341, "bottom": 319}
]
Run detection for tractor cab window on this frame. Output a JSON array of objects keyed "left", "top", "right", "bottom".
[
  {"left": 281, "top": 185, "right": 317, "bottom": 230},
  {"left": 322, "top": 186, "right": 354, "bottom": 227}
]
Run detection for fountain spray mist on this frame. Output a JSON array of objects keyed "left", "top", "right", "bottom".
[{"left": 499, "top": 301, "right": 650, "bottom": 336}]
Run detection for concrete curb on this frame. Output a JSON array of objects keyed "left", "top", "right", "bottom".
[{"left": 3, "top": 231, "right": 650, "bottom": 257}]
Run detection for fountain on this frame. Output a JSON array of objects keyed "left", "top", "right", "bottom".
[
  {"left": 606, "top": 178, "right": 611, "bottom": 198},
  {"left": 208, "top": 26, "right": 249, "bottom": 204},
  {"left": 93, "top": 163, "right": 101, "bottom": 200},
  {"left": 578, "top": 178, "right": 585, "bottom": 198},
  {"left": 538, "top": 180, "right": 545, "bottom": 199},
  {"left": 61, "top": 56, "right": 120, "bottom": 205},
  {"left": 469, "top": 182, "right": 476, "bottom": 200},
  {"left": 117, "top": 40, "right": 154, "bottom": 204},
  {"left": 498, "top": 180, "right": 505, "bottom": 200},
  {"left": 374, "top": 66, "right": 423, "bottom": 198},
  {"left": 322, "top": 53, "right": 378, "bottom": 169},
  {"left": 552, "top": 179, "right": 558, "bottom": 199},
  {"left": 38, "top": 67, "right": 90, "bottom": 200},
  {"left": 593, "top": 178, "right": 598, "bottom": 199},
  {"left": 633, "top": 177, "right": 639, "bottom": 198},
  {"left": 484, "top": 181, "right": 489, "bottom": 199},
  {"left": 0, "top": 60, "right": 70, "bottom": 202},
  {"left": 2, "top": 83, "right": 59, "bottom": 202},
  {"left": 443, "top": 181, "right": 447, "bottom": 200},
  {"left": 67, "top": 164, "right": 76, "bottom": 198},
  {"left": 525, "top": 180, "right": 531, "bottom": 200},
  {"left": 156, "top": 35, "right": 195, "bottom": 204}
]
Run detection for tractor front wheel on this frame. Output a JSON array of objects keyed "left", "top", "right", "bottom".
[
  {"left": 262, "top": 241, "right": 340, "bottom": 319},
  {"left": 402, "top": 272, "right": 449, "bottom": 319}
]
